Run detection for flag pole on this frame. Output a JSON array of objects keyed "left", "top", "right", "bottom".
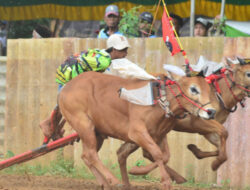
[
  {"left": 220, "top": 0, "right": 226, "bottom": 20},
  {"left": 149, "top": 0, "right": 161, "bottom": 37},
  {"left": 161, "top": 0, "right": 193, "bottom": 74},
  {"left": 190, "top": 0, "right": 195, "bottom": 37},
  {"left": 217, "top": 0, "right": 226, "bottom": 35}
]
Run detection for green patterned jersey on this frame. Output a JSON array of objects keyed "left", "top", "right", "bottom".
[{"left": 56, "top": 49, "right": 111, "bottom": 85}]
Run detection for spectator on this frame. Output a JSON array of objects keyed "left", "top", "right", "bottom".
[
  {"left": 98, "top": 5, "right": 123, "bottom": 38},
  {"left": 32, "top": 24, "right": 53, "bottom": 38},
  {"left": 169, "top": 13, "right": 183, "bottom": 36},
  {"left": 194, "top": 17, "right": 210, "bottom": 37},
  {"left": 139, "top": 12, "right": 156, "bottom": 38},
  {"left": 0, "top": 21, "right": 7, "bottom": 55}
]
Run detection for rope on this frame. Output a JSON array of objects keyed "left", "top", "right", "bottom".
[
  {"left": 173, "top": 83, "right": 210, "bottom": 113},
  {"left": 236, "top": 85, "right": 250, "bottom": 92},
  {"left": 167, "top": 85, "right": 184, "bottom": 111},
  {"left": 164, "top": 80, "right": 210, "bottom": 113}
]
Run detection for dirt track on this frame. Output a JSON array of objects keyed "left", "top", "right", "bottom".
[
  {"left": 0, "top": 174, "right": 222, "bottom": 190},
  {"left": 0, "top": 174, "right": 162, "bottom": 190}
]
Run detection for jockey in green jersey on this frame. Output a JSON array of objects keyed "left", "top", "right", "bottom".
[
  {"left": 40, "top": 34, "right": 130, "bottom": 139},
  {"left": 56, "top": 49, "right": 111, "bottom": 87}
]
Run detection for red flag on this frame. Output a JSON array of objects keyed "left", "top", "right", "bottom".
[{"left": 162, "top": 10, "right": 181, "bottom": 55}]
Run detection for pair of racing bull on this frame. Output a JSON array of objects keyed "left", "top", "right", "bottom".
[{"left": 48, "top": 57, "right": 250, "bottom": 190}]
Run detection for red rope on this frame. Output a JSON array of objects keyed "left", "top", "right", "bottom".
[
  {"left": 236, "top": 85, "right": 250, "bottom": 92},
  {"left": 165, "top": 80, "right": 210, "bottom": 113},
  {"left": 175, "top": 83, "right": 210, "bottom": 113},
  {"left": 205, "top": 74, "right": 223, "bottom": 94},
  {"left": 167, "top": 84, "right": 184, "bottom": 111}
]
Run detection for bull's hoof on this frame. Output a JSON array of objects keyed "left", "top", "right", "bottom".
[
  {"left": 114, "top": 184, "right": 130, "bottom": 190},
  {"left": 187, "top": 144, "right": 203, "bottom": 159},
  {"left": 162, "top": 181, "right": 172, "bottom": 190},
  {"left": 211, "top": 160, "right": 220, "bottom": 171},
  {"left": 174, "top": 177, "right": 187, "bottom": 184}
]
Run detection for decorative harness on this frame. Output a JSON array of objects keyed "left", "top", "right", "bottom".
[
  {"left": 152, "top": 78, "right": 211, "bottom": 119},
  {"left": 205, "top": 67, "right": 250, "bottom": 112}
]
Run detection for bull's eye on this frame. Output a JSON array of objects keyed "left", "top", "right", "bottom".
[
  {"left": 246, "top": 72, "right": 250, "bottom": 78},
  {"left": 190, "top": 86, "right": 199, "bottom": 95}
]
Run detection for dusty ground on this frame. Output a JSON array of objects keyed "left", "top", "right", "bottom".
[{"left": 0, "top": 174, "right": 220, "bottom": 190}]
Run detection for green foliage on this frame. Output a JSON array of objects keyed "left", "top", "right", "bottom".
[
  {"left": 209, "top": 16, "right": 227, "bottom": 37},
  {"left": 135, "top": 159, "right": 146, "bottom": 167},
  {"left": 119, "top": 6, "right": 141, "bottom": 37},
  {"left": 220, "top": 178, "right": 231, "bottom": 189},
  {"left": 5, "top": 150, "right": 15, "bottom": 158},
  {"left": 8, "top": 18, "right": 50, "bottom": 39},
  {"left": 126, "top": 159, "right": 158, "bottom": 181},
  {"left": 185, "top": 164, "right": 195, "bottom": 182},
  {"left": 0, "top": 149, "right": 93, "bottom": 178}
]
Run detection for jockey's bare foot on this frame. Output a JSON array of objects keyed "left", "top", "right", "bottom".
[{"left": 39, "top": 117, "right": 53, "bottom": 138}]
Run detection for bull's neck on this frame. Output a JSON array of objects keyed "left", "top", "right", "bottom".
[
  {"left": 219, "top": 76, "right": 245, "bottom": 108},
  {"left": 216, "top": 76, "right": 246, "bottom": 122}
]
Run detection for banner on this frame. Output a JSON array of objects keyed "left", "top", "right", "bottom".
[
  {"left": 161, "top": 9, "right": 181, "bottom": 56},
  {"left": 0, "top": 0, "right": 248, "bottom": 21}
]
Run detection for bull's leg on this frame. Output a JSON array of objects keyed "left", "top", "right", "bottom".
[
  {"left": 40, "top": 105, "right": 65, "bottom": 139},
  {"left": 117, "top": 142, "right": 139, "bottom": 187},
  {"left": 211, "top": 129, "right": 228, "bottom": 170},
  {"left": 186, "top": 121, "right": 228, "bottom": 170},
  {"left": 128, "top": 138, "right": 169, "bottom": 175},
  {"left": 83, "top": 131, "right": 108, "bottom": 188},
  {"left": 161, "top": 138, "right": 186, "bottom": 183},
  {"left": 187, "top": 133, "right": 220, "bottom": 159},
  {"left": 68, "top": 113, "right": 120, "bottom": 187},
  {"left": 129, "top": 137, "right": 187, "bottom": 184},
  {"left": 96, "top": 132, "right": 107, "bottom": 152},
  {"left": 128, "top": 123, "right": 172, "bottom": 190}
]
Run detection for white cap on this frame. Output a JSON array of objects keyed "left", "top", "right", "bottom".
[
  {"left": 107, "top": 34, "right": 130, "bottom": 50},
  {"left": 195, "top": 17, "right": 209, "bottom": 28}
]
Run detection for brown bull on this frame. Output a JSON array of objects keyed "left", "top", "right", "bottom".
[
  {"left": 58, "top": 71, "right": 217, "bottom": 190},
  {"left": 119, "top": 59, "right": 250, "bottom": 184}
]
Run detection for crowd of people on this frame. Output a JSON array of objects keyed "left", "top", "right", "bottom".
[
  {"left": 95, "top": 4, "right": 217, "bottom": 39},
  {"left": 0, "top": 4, "right": 225, "bottom": 56}
]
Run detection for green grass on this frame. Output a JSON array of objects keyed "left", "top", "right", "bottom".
[{"left": 0, "top": 149, "right": 94, "bottom": 179}]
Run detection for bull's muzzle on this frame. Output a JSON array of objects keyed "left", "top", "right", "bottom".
[{"left": 207, "top": 109, "right": 216, "bottom": 119}]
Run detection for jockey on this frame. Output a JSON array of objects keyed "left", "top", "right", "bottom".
[{"left": 40, "top": 34, "right": 130, "bottom": 139}]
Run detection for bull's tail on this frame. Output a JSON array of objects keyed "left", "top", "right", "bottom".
[
  {"left": 51, "top": 105, "right": 66, "bottom": 141},
  {"left": 42, "top": 105, "right": 66, "bottom": 144}
]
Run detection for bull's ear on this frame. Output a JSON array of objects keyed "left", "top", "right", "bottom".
[
  {"left": 225, "top": 57, "right": 239, "bottom": 67},
  {"left": 237, "top": 57, "right": 246, "bottom": 65},
  {"left": 163, "top": 64, "right": 186, "bottom": 76},
  {"left": 225, "top": 57, "right": 233, "bottom": 66}
]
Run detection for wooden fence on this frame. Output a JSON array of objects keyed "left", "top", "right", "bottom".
[{"left": 4, "top": 37, "right": 250, "bottom": 188}]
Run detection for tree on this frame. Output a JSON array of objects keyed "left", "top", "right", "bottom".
[{"left": 119, "top": 6, "right": 141, "bottom": 37}]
